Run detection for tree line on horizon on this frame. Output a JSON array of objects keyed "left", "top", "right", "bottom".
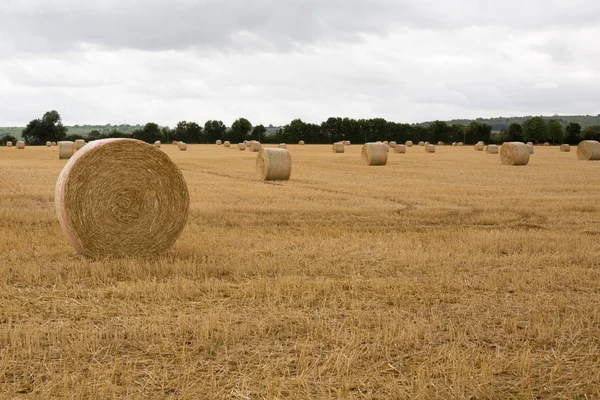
[{"left": 2, "top": 111, "right": 600, "bottom": 146}]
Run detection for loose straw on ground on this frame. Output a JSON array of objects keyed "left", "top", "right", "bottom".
[
  {"left": 500, "top": 142, "right": 530, "bottom": 165},
  {"left": 55, "top": 138, "right": 189, "bottom": 257},
  {"left": 577, "top": 140, "right": 600, "bottom": 160},
  {"left": 362, "top": 142, "right": 388, "bottom": 165},
  {"left": 256, "top": 148, "right": 292, "bottom": 181},
  {"left": 59, "top": 141, "right": 75, "bottom": 160}
]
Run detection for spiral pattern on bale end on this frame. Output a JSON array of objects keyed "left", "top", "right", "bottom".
[
  {"left": 486, "top": 145, "right": 499, "bottom": 154},
  {"left": 560, "top": 144, "right": 570, "bottom": 152},
  {"left": 361, "top": 143, "right": 388, "bottom": 166},
  {"left": 577, "top": 140, "right": 600, "bottom": 160},
  {"left": 500, "top": 142, "right": 530, "bottom": 166},
  {"left": 55, "top": 138, "right": 189, "bottom": 258},
  {"left": 332, "top": 142, "right": 345, "bottom": 153},
  {"left": 58, "top": 141, "right": 75, "bottom": 160},
  {"left": 256, "top": 148, "right": 292, "bottom": 181},
  {"left": 394, "top": 144, "right": 406, "bottom": 153}
]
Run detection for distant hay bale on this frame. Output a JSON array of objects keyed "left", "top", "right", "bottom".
[
  {"left": 6, "top": 141, "right": 12, "bottom": 147},
  {"left": 418, "top": 141, "right": 425, "bottom": 146},
  {"left": 500, "top": 142, "right": 530, "bottom": 166},
  {"left": 474, "top": 143, "right": 484, "bottom": 151},
  {"left": 577, "top": 140, "right": 600, "bottom": 160},
  {"left": 224, "top": 141, "right": 231, "bottom": 147},
  {"left": 424, "top": 141, "right": 430, "bottom": 146},
  {"left": 256, "top": 148, "right": 292, "bottom": 181},
  {"left": 238, "top": 143, "right": 246, "bottom": 151},
  {"left": 389, "top": 141, "right": 397, "bottom": 148},
  {"left": 526, "top": 144, "right": 534, "bottom": 154},
  {"left": 543, "top": 142, "right": 550, "bottom": 146},
  {"left": 172, "top": 141, "right": 178, "bottom": 145},
  {"left": 278, "top": 143, "right": 287, "bottom": 149},
  {"left": 405, "top": 141, "right": 413, "bottom": 147},
  {"left": 332, "top": 142, "right": 345, "bottom": 153},
  {"left": 17, "top": 140, "right": 25, "bottom": 149},
  {"left": 452, "top": 142, "right": 457, "bottom": 146},
  {"left": 437, "top": 141, "right": 444, "bottom": 146},
  {"left": 298, "top": 140, "right": 305, "bottom": 145},
  {"left": 425, "top": 144, "right": 435, "bottom": 153},
  {"left": 178, "top": 142, "right": 187, "bottom": 151},
  {"left": 343, "top": 140, "right": 351, "bottom": 146},
  {"left": 248, "top": 141, "right": 261, "bottom": 152},
  {"left": 383, "top": 141, "right": 389, "bottom": 145},
  {"left": 486, "top": 144, "right": 499, "bottom": 154},
  {"left": 216, "top": 140, "right": 222, "bottom": 145},
  {"left": 560, "top": 144, "right": 570, "bottom": 152},
  {"left": 154, "top": 141, "right": 161, "bottom": 148},
  {"left": 458, "top": 142, "right": 464, "bottom": 146},
  {"left": 526, "top": 142, "right": 533, "bottom": 146},
  {"left": 51, "top": 142, "right": 56, "bottom": 146},
  {"left": 58, "top": 141, "right": 75, "bottom": 160},
  {"left": 394, "top": 144, "right": 406, "bottom": 153},
  {"left": 384, "top": 144, "right": 390, "bottom": 152},
  {"left": 361, "top": 142, "right": 388, "bottom": 166},
  {"left": 477, "top": 141, "right": 484, "bottom": 145},
  {"left": 75, "top": 139, "right": 86, "bottom": 150},
  {"left": 46, "top": 141, "right": 52, "bottom": 147},
  {"left": 55, "top": 138, "right": 189, "bottom": 257}
]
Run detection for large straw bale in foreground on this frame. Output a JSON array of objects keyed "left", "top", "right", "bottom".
[
  {"left": 577, "top": 140, "right": 600, "bottom": 160},
  {"left": 75, "top": 139, "right": 86, "bottom": 150},
  {"left": 394, "top": 144, "right": 406, "bottom": 153},
  {"left": 58, "top": 141, "right": 75, "bottom": 160},
  {"left": 500, "top": 142, "right": 530, "bottom": 165},
  {"left": 55, "top": 138, "right": 189, "bottom": 257},
  {"left": 560, "top": 144, "right": 570, "bottom": 152},
  {"left": 332, "top": 142, "right": 345, "bottom": 153},
  {"left": 17, "top": 141, "right": 25, "bottom": 149},
  {"left": 486, "top": 144, "right": 499, "bottom": 154},
  {"left": 361, "top": 142, "right": 388, "bottom": 166},
  {"left": 256, "top": 148, "right": 292, "bottom": 181}
]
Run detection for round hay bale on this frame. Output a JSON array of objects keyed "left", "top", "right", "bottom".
[
  {"left": 560, "top": 144, "right": 570, "bottom": 152},
  {"left": 278, "top": 143, "right": 287, "bottom": 149},
  {"left": 394, "top": 144, "right": 406, "bottom": 153},
  {"left": 425, "top": 144, "right": 436, "bottom": 153},
  {"left": 154, "top": 141, "right": 161, "bottom": 148},
  {"left": 51, "top": 142, "right": 57, "bottom": 146},
  {"left": 474, "top": 143, "right": 484, "bottom": 151},
  {"left": 500, "top": 142, "right": 530, "bottom": 166},
  {"left": 17, "top": 140, "right": 25, "bottom": 149},
  {"left": 55, "top": 138, "right": 189, "bottom": 257},
  {"left": 424, "top": 142, "right": 430, "bottom": 146},
  {"left": 543, "top": 142, "right": 550, "bottom": 146},
  {"left": 486, "top": 144, "right": 499, "bottom": 154},
  {"left": 526, "top": 144, "right": 534, "bottom": 154},
  {"left": 405, "top": 141, "right": 413, "bottom": 147},
  {"left": 224, "top": 141, "right": 231, "bottom": 147},
  {"left": 477, "top": 141, "right": 484, "bottom": 145},
  {"left": 577, "top": 140, "right": 600, "bottom": 160},
  {"left": 361, "top": 143, "right": 388, "bottom": 166},
  {"left": 238, "top": 143, "right": 246, "bottom": 151},
  {"left": 6, "top": 141, "right": 12, "bottom": 147},
  {"left": 75, "top": 139, "right": 86, "bottom": 150},
  {"left": 332, "top": 142, "right": 345, "bottom": 153},
  {"left": 46, "top": 141, "right": 52, "bottom": 147},
  {"left": 343, "top": 140, "right": 351, "bottom": 146},
  {"left": 58, "top": 141, "right": 75, "bottom": 160},
  {"left": 216, "top": 140, "right": 222, "bottom": 145},
  {"left": 458, "top": 142, "right": 464, "bottom": 146},
  {"left": 172, "top": 141, "right": 178, "bottom": 145},
  {"left": 256, "top": 148, "right": 292, "bottom": 181},
  {"left": 418, "top": 141, "right": 425, "bottom": 146},
  {"left": 437, "top": 141, "right": 444, "bottom": 146},
  {"left": 383, "top": 141, "right": 389, "bottom": 145},
  {"left": 178, "top": 142, "right": 187, "bottom": 151},
  {"left": 298, "top": 140, "right": 305, "bottom": 145},
  {"left": 389, "top": 141, "right": 397, "bottom": 148},
  {"left": 452, "top": 142, "right": 457, "bottom": 146},
  {"left": 248, "top": 141, "right": 261, "bottom": 152},
  {"left": 526, "top": 141, "right": 533, "bottom": 146}
]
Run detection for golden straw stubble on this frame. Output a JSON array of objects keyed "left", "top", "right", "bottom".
[
  {"left": 256, "top": 147, "right": 292, "bottom": 181},
  {"left": 55, "top": 139, "right": 190, "bottom": 257}
]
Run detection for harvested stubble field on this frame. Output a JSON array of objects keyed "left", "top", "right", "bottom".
[{"left": 1, "top": 144, "right": 599, "bottom": 399}]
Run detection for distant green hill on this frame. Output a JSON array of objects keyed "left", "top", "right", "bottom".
[
  {"left": 419, "top": 115, "right": 600, "bottom": 131},
  {"left": 0, "top": 124, "right": 143, "bottom": 139}
]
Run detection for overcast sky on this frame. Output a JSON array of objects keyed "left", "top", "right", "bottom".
[{"left": 1, "top": 0, "right": 599, "bottom": 127}]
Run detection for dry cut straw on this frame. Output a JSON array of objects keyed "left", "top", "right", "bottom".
[
  {"left": 58, "top": 141, "right": 75, "bottom": 160},
  {"left": 474, "top": 143, "right": 484, "bottom": 151},
  {"left": 560, "top": 144, "right": 570, "bottom": 152},
  {"left": 425, "top": 144, "right": 436, "bottom": 153},
  {"left": 256, "top": 148, "right": 292, "bottom": 181},
  {"left": 224, "top": 141, "right": 231, "bottom": 147},
  {"left": 526, "top": 144, "right": 534, "bottom": 154},
  {"left": 389, "top": 141, "right": 397, "bottom": 148},
  {"left": 577, "top": 140, "right": 600, "bottom": 160},
  {"left": 298, "top": 140, "right": 305, "bottom": 145},
  {"left": 55, "top": 138, "right": 189, "bottom": 257},
  {"left": 6, "top": 141, "right": 13, "bottom": 147},
  {"left": 216, "top": 140, "right": 222, "bottom": 145},
  {"left": 394, "top": 144, "right": 406, "bottom": 153},
  {"left": 239, "top": 143, "right": 246, "bottom": 151},
  {"left": 46, "top": 141, "right": 52, "bottom": 147},
  {"left": 458, "top": 142, "right": 464, "bottom": 146},
  {"left": 248, "top": 141, "right": 261, "bottom": 152},
  {"left": 500, "top": 142, "right": 530, "bottom": 165},
  {"left": 343, "top": 140, "right": 351, "bottom": 145},
  {"left": 486, "top": 144, "right": 499, "bottom": 154},
  {"left": 332, "top": 142, "right": 345, "bottom": 153},
  {"left": 178, "top": 142, "right": 187, "bottom": 151},
  {"left": 17, "top": 141, "right": 25, "bottom": 149},
  {"left": 405, "top": 141, "right": 413, "bottom": 147},
  {"left": 361, "top": 142, "right": 388, "bottom": 166}
]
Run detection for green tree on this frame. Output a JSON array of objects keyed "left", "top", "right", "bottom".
[
  {"left": 546, "top": 120, "right": 565, "bottom": 144},
  {"left": 133, "top": 122, "right": 162, "bottom": 143},
  {"left": 204, "top": 120, "right": 227, "bottom": 143},
  {"left": 522, "top": 117, "right": 548, "bottom": 143},
  {"left": 173, "top": 121, "right": 202, "bottom": 143},
  {"left": 21, "top": 110, "right": 68, "bottom": 145},
  {"left": 88, "top": 130, "right": 101, "bottom": 139},
  {"left": 506, "top": 123, "right": 523, "bottom": 142},
  {"left": 0, "top": 135, "right": 16, "bottom": 146},
  {"left": 230, "top": 118, "right": 252, "bottom": 142},
  {"left": 251, "top": 124, "right": 266, "bottom": 142},
  {"left": 565, "top": 122, "right": 582, "bottom": 144},
  {"left": 581, "top": 125, "right": 600, "bottom": 141}
]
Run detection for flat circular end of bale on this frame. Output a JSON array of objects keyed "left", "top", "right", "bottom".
[
  {"left": 500, "top": 142, "right": 530, "bottom": 166},
  {"left": 361, "top": 143, "right": 388, "bottom": 166},
  {"left": 256, "top": 148, "right": 292, "bottom": 181},
  {"left": 577, "top": 140, "right": 600, "bottom": 160},
  {"left": 55, "top": 138, "right": 189, "bottom": 257}
]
